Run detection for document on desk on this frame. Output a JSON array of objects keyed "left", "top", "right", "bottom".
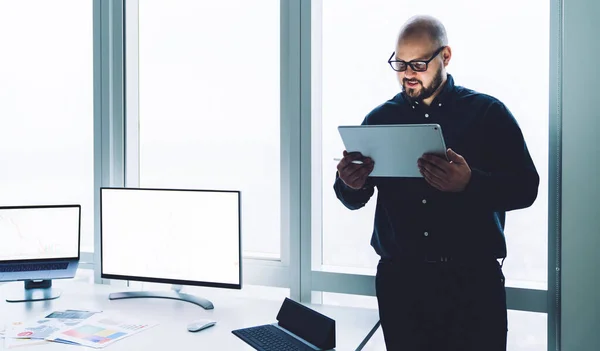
[
  {"left": 1, "top": 324, "right": 49, "bottom": 349},
  {"left": 4, "top": 310, "right": 101, "bottom": 340},
  {"left": 4, "top": 334, "right": 49, "bottom": 349},
  {"left": 45, "top": 312, "right": 158, "bottom": 348}
]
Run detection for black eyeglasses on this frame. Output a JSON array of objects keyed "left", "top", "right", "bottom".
[{"left": 388, "top": 46, "right": 446, "bottom": 72}]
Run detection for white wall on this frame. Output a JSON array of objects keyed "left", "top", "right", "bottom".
[{"left": 561, "top": 0, "right": 600, "bottom": 349}]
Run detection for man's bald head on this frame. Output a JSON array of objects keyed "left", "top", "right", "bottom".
[
  {"left": 397, "top": 15, "right": 448, "bottom": 49},
  {"left": 393, "top": 15, "right": 451, "bottom": 104}
]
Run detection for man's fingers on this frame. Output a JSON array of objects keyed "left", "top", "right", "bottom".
[
  {"left": 349, "top": 164, "right": 374, "bottom": 181},
  {"left": 420, "top": 166, "right": 445, "bottom": 188},
  {"left": 338, "top": 161, "right": 359, "bottom": 174},
  {"left": 422, "top": 170, "right": 443, "bottom": 190},
  {"left": 338, "top": 163, "right": 374, "bottom": 184},
  {"left": 345, "top": 151, "right": 364, "bottom": 161},
  {"left": 420, "top": 155, "right": 450, "bottom": 173},
  {"left": 338, "top": 155, "right": 362, "bottom": 172},
  {"left": 419, "top": 161, "right": 446, "bottom": 182},
  {"left": 344, "top": 164, "right": 368, "bottom": 180},
  {"left": 339, "top": 156, "right": 372, "bottom": 173},
  {"left": 338, "top": 151, "right": 374, "bottom": 188},
  {"left": 446, "top": 148, "right": 466, "bottom": 164},
  {"left": 346, "top": 165, "right": 374, "bottom": 188},
  {"left": 339, "top": 155, "right": 360, "bottom": 169}
]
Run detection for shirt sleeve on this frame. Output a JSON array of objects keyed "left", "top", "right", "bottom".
[{"left": 461, "top": 101, "right": 540, "bottom": 212}]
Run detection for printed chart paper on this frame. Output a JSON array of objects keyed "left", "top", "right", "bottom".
[
  {"left": 5, "top": 310, "right": 100, "bottom": 340},
  {"left": 46, "top": 312, "right": 158, "bottom": 348}
]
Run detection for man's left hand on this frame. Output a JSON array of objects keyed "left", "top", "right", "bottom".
[{"left": 418, "top": 148, "right": 472, "bottom": 192}]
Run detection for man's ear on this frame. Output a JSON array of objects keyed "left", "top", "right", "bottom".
[{"left": 442, "top": 46, "right": 452, "bottom": 67}]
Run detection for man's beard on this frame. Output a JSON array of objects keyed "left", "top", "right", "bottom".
[{"left": 402, "top": 67, "right": 444, "bottom": 101}]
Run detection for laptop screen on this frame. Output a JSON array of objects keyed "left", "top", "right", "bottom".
[{"left": 0, "top": 206, "right": 80, "bottom": 262}]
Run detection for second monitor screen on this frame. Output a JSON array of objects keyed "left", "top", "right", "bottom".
[{"left": 101, "top": 188, "right": 240, "bottom": 288}]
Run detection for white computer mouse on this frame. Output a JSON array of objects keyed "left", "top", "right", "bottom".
[{"left": 187, "top": 319, "right": 216, "bottom": 332}]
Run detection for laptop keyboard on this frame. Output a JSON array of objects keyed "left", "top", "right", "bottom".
[
  {"left": 0, "top": 262, "right": 68, "bottom": 273},
  {"left": 232, "top": 324, "right": 316, "bottom": 351}
]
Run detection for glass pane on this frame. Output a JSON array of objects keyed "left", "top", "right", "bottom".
[
  {"left": 314, "top": 0, "right": 549, "bottom": 289},
  {"left": 0, "top": 1, "right": 94, "bottom": 252},
  {"left": 136, "top": 0, "right": 280, "bottom": 257},
  {"left": 74, "top": 269, "right": 95, "bottom": 284},
  {"left": 507, "top": 310, "right": 547, "bottom": 351},
  {"left": 322, "top": 293, "right": 547, "bottom": 351}
]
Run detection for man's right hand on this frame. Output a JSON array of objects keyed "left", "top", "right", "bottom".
[{"left": 337, "top": 151, "right": 374, "bottom": 190}]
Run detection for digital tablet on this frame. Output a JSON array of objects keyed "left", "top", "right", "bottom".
[{"left": 337, "top": 124, "right": 448, "bottom": 178}]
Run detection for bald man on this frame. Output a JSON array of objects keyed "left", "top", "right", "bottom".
[{"left": 334, "top": 15, "right": 539, "bottom": 351}]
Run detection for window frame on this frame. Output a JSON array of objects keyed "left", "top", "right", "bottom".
[{"left": 91, "top": 0, "right": 126, "bottom": 284}]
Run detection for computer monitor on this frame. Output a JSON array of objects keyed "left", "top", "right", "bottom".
[
  {"left": 100, "top": 187, "right": 241, "bottom": 310},
  {"left": 0, "top": 204, "right": 81, "bottom": 302}
]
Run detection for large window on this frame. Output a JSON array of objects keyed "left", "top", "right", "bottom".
[
  {"left": 0, "top": 0, "right": 94, "bottom": 252},
  {"left": 131, "top": 0, "right": 281, "bottom": 259}
]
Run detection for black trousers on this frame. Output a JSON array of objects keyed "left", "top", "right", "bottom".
[{"left": 375, "top": 258, "right": 508, "bottom": 351}]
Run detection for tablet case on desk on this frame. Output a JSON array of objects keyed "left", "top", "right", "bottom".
[
  {"left": 232, "top": 297, "right": 335, "bottom": 351},
  {"left": 276, "top": 297, "right": 335, "bottom": 349},
  {"left": 338, "top": 124, "right": 448, "bottom": 178}
]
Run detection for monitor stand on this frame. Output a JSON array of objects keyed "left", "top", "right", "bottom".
[
  {"left": 6, "top": 280, "right": 62, "bottom": 303},
  {"left": 108, "top": 284, "right": 214, "bottom": 310}
]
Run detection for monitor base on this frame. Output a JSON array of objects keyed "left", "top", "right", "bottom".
[
  {"left": 108, "top": 291, "right": 214, "bottom": 310},
  {"left": 6, "top": 280, "right": 62, "bottom": 302}
]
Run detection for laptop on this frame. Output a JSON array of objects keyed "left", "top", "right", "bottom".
[{"left": 0, "top": 204, "right": 81, "bottom": 302}]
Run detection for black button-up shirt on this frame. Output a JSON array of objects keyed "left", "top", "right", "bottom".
[{"left": 333, "top": 74, "right": 540, "bottom": 261}]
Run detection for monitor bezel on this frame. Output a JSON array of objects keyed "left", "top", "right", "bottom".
[
  {"left": 100, "top": 187, "right": 242, "bottom": 290},
  {"left": 0, "top": 204, "right": 81, "bottom": 263}
]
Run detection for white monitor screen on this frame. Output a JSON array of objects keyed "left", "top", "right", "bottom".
[
  {"left": 101, "top": 188, "right": 241, "bottom": 287},
  {"left": 0, "top": 206, "right": 80, "bottom": 262}
]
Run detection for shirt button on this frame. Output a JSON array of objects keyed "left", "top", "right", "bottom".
[
  {"left": 424, "top": 113, "right": 429, "bottom": 118},
  {"left": 424, "top": 231, "right": 429, "bottom": 237},
  {"left": 438, "top": 103, "right": 442, "bottom": 107},
  {"left": 412, "top": 106, "right": 415, "bottom": 109},
  {"left": 422, "top": 199, "right": 427, "bottom": 204}
]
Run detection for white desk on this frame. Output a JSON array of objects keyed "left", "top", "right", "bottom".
[{"left": 0, "top": 280, "right": 380, "bottom": 350}]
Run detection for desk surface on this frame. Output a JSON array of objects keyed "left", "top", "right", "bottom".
[{"left": 0, "top": 280, "right": 380, "bottom": 350}]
